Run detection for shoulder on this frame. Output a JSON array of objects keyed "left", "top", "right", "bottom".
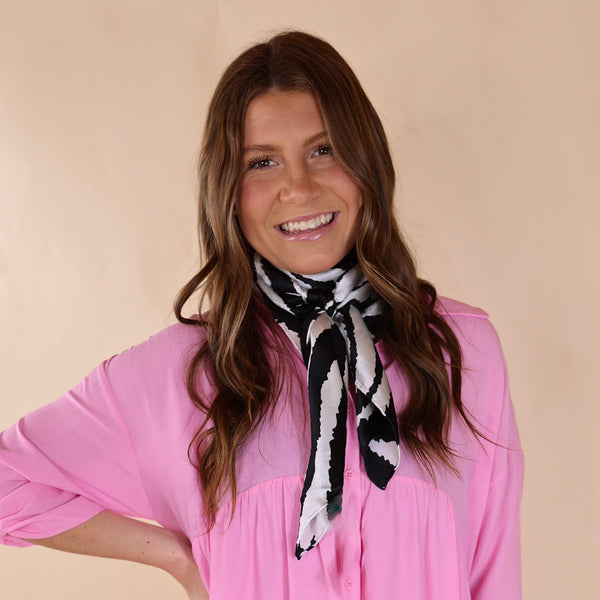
[
  {"left": 434, "top": 296, "right": 503, "bottom": 367},
  {"left": 434, "top": 297, "right": 509, "bottom": 418},
  {"left": 114, "top": 319, "right": 205, "bottom": 362},
  {"left": 435, "top": 296, "right": 489, "bottom": 320},
  {"left": 102, "top": 320, "right": 207, "bottom": 391},
  {"left": 435, "top": 297, "right": 516, "bottom": 443}
]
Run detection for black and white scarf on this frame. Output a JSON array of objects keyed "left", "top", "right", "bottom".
[{"left": 253, "top": 252, "right": 401, "bottom": 559}]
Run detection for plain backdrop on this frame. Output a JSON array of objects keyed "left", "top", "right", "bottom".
[{"left": 1, "top": 1, "right": 598, "bottom": 598}]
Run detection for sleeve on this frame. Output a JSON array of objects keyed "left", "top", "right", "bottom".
[
  {"left": 0, "top": 356, "right": 156, "bottom": 547},
  {"left": 462, "top": 317, "right": 524, "bottom": 600}
]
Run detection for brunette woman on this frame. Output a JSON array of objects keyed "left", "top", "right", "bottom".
[{"left": 0, "top": 31, "right": 523, "bottom": 599}]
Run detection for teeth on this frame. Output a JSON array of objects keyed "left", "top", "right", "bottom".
[{"left": 280, "top": 213, "right": 334, "bottom": 234}]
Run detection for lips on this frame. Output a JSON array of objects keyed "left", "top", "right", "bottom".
[{"left": 278, "top": 212, "right": 334, "bottom": 235}]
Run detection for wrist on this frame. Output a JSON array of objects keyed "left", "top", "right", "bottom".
[
  {"left": 154, "top": 528, "right": 194, "bottom": 581},
  {"left": 166, "top": 541, "right": 207, "bottom": 599}
]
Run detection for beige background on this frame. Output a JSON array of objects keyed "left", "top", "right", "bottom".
[{"left": 1, "top": 1, "right": 598, "bottom": 598}]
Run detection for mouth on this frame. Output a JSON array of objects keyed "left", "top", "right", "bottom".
[{"left": 278, "top": 212, "right": 335, "bottom": 235}]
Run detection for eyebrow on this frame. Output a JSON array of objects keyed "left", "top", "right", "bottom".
[{"left": 242, "top": 130, "right": 328, "bottom": 154}]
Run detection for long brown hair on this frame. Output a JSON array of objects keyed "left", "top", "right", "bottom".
[{"left": 175, "top": 30, "right": 478, "bottom": 525}]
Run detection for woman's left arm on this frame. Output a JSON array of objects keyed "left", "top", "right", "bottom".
[
  {"left": 469, "top": 443, "right": 524, "bottom": 599},
  {"left": 465, "top": 317, "right": 525, "bottom": 599}
]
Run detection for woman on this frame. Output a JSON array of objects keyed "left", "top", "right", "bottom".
[{"left": 0, "top": 31, "right": 523, "bottom": 599}]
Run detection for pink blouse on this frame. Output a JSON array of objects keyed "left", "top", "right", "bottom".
[{"left": 0, "top": 298, "right": 523, "bottom": 599}]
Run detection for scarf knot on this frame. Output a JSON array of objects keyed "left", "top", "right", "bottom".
[{"left": 253, "top": 252, "right": 401, "bottom": 559}]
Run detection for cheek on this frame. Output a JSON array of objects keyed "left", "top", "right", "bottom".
[
  {"left": 340, "top": 179, "right": 363, "bottom": 215},
  {"left": 328, "top": 166, "right": 362, "bottom": 208},
  {"left": 355, "top": 191, "right": 363, "bottom": 211},
  {"left": 237, "top": 181, "right": 268, "bottom": 238},
  {"left": 344, "top": 185, "right": 363, "bottom": 235},
  {"left": 238, "top": 177, "right": 272, "bottom": 210}
]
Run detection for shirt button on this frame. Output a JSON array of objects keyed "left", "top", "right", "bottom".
[
  {"left": 344, "top": 578, "right": 353, "bottom": 590},
  {"left": 344, "top": 468, "right": 354, "bottom": 480}
]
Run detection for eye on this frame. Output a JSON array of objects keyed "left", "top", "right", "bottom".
[
  {"left": 314, "top": 144, "right": 333, "bottom": 157},
  {"left": 246, "top": 155, "right": 276, "bottom": 170}
]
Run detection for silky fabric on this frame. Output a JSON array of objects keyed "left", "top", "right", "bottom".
[
  {"left": 0, "top": 298, "right": 523, "bottom": 598},
  {"left": 253, "top": 253, "right": 400, "bottom": 558}
]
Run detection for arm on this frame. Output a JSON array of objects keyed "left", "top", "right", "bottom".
[
  {"left": 28, "top": 510, "right": 208, "bottom": 600},
  {"left": 1, "top": 326, "right": 210, "bottom": 595},
  {"left": 469, "top": 446, "right": 524, "bottom": 599},
  {"left": 460, "top": 316, "right": 524, "bottom": 599}
]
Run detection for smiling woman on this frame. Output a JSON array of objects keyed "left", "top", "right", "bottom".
[
  {"left": 0, "top": 30, "right": 523, "bottom": 600},
  {"left": 238, "top": 91, "right": 362, "bottom": 274}
]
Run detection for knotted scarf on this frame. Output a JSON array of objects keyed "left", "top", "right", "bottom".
[{"left": 253, "top": 252, "right": 401, "bottom": 559}]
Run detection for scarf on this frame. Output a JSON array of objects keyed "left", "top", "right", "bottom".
[{"left": 253, "top": 252, "right": 400, "bottom": 559}]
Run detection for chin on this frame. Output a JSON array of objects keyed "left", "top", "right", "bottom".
[{"left": 275, "top": 253, "right": 348, "bottom": 275}]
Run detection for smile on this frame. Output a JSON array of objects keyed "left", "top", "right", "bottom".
[{"left": 279, "top": 213, "right": 334, "bottom": 234}]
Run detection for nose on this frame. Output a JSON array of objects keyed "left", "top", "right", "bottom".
[{"left": 279, "top": 163, "right": 317, "bottom": 204}]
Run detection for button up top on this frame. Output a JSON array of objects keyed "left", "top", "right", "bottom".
[{"left": 0, "top": 298, "right": 523, "bottom": 599}]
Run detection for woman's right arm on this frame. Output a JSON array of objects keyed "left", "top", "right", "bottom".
[
  {"left": 1, "top": 326, "right": 210, "bottom": 596},
  {"left": 27, "top": 510, "right": 208, "bottom": 599}
]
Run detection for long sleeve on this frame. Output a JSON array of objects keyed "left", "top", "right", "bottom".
[
  {"left": 470, "top": 391, "right": 524, "bottom": 598},
  {"left": 0, "top": 357, "right": 156, "bottom": 546},
  {"left": 0, "top": 321, "right": 206, "bottom": 548},
  {"left": 1, "top": 304, "right": 524, "bottom": 598},
  {"left": 459, "top": 312, "right": 524, "bottom": 600},
  {"left": 469, "top": 447, "right": 524, "bottom": 599}
]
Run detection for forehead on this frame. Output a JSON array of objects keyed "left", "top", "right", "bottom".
[{"left": 242, "top": 90, "right": 325, "bottom": 143}]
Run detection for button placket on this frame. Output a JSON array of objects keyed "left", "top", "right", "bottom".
[{"left": 339, "top": 389, "right": 362, "bottom": 597}]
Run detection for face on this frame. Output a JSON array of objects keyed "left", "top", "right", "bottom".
[{"left": 237, "top": 90, "right": 362, "bottom": 275}]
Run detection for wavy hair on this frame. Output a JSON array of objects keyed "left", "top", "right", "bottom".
[{"left": 175, "top": 30, "right": 478, "bottom": 526}]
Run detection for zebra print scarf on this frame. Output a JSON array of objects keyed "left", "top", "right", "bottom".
[{"left": 253, "top": 252, "right": 400, "bottom": 559}]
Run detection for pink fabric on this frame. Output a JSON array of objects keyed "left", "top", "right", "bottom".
[{"left": 0, "top": 298, "right": 523, "bottom": 599}]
